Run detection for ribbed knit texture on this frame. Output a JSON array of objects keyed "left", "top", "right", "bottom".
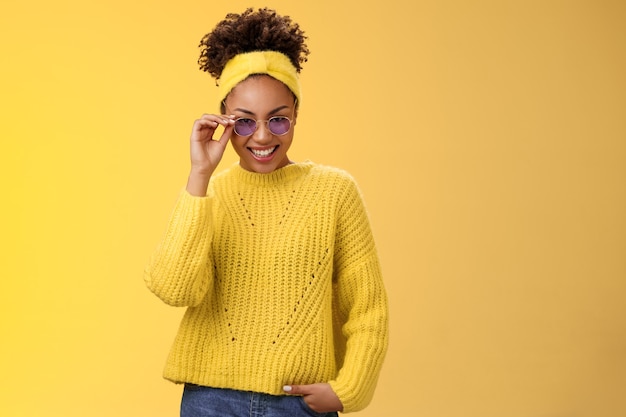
[{"left": 144, "top": 161, "right": 388, "bottom": 413}]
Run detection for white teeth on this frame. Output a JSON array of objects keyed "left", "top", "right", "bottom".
[{"left": 251, "top": 147, "right": 276, "bottom": 157}]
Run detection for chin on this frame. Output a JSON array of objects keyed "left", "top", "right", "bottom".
[{"left": 241, "top": 156, "right": 290, "bottom": 174}]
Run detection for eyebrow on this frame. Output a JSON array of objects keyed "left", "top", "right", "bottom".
[{"left": 231, "top": 104, "right": 290, "bottom": 116}]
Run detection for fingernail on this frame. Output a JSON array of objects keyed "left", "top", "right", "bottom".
[{"left": 283, "top": 385, "right": 292, "bottom": 392}]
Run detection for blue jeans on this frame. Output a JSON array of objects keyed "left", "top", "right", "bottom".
[{"left": 180, "top": 384, "right": 339, "bottom": 417}]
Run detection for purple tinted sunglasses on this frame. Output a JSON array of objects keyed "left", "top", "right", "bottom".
[
  {"left": 233, "top": 116, "right": 293, "bottom": 137},
  {"left": 223, "top": 99, "right": 297, "bottom": 137}
]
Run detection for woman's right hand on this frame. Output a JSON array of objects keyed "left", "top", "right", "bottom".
[{"left": 186, "top": 114, "right": 235, "bottom": 196}]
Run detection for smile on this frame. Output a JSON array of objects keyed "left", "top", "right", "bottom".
[{"left": 249, "top": 146, "right": 277, "bottom": 158}]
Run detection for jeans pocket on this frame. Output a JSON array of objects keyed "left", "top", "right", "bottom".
[{"left": 297, "top": 397, "right": 335, "bottom": 417}]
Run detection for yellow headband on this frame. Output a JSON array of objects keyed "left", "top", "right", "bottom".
[{"left": 217, "top": 51, "right": 301, "bottom": 107}]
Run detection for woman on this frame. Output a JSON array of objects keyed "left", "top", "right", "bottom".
[{"left": 145, "top": 8, "right": 388, "bottom": 416}]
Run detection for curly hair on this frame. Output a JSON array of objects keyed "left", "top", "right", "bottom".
[{"left": 198, "top": 8, "right": 310, "bottom": 79}]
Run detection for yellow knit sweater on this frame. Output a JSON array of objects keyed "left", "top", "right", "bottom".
[{"left": 144, "top": 161, "right": 388, "bottom": 412}]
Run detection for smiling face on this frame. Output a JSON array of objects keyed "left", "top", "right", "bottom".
[{"left": 223, "top": 75, "right": 298, "bottom": 174}]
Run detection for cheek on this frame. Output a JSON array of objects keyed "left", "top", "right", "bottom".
[
  {"left": 280, "top": 137, "right": 294, "bottom": 153},
  {"left": 230, "top": 137, "right": 247, "bottom": 153}
]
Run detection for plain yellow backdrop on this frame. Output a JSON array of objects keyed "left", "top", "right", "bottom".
[{"left": 1, "top": 1, "right": 625, "bottom": 416}]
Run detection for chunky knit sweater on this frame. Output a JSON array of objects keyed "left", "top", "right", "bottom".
[{"left": 144, "top": 161, "right": 388, "bottom": 413}]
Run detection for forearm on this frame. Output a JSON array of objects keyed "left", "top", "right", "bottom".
[
  {"left": 330, "top": 258, "right": 389, "bottom": 412},
  {"left": 329, "top": 322, "right": 388, "bottom": 412},
  {"left": 144, "top": 190, "right": 214, "bottom": 306}
]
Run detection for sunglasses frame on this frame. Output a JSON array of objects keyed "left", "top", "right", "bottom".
[
  {"left": 232, "top": 116, "right": 293, "bottom": 137},
  {"left": 222, "top": 98, "right": 298, "bottom": 137}
]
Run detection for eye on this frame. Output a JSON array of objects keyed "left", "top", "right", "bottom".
[
  {"left": 234, "top": 118, "right": 257, "bottom": 136},
  {"left": 268, "top": 117, "right": 291, "bottom": 135},
  {"left": 235, "top": 118, "right": 256, "bottom": 128},
  {"left": 270, "top": 116, "right": 290, "bottom": 125}
]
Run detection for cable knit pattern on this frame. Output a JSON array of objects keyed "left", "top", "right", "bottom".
[{"left": 144, "top": 161, "right": 388, "bottom": 413}]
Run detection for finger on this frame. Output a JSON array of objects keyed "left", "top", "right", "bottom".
[
  {"left": 193, "top": 114, "right": 232, "bottom": 130},
  {"left": 191, "top": 117, "right": 232, "bottom": 143},
  {"left": 199, "top": 114, "right": 235, "bottom": 125},
  {"left": 215, "top": 122, "right": 234, "bottom": 144},
  {"left": 283, "top": 384, "right": 311, "bottom": 395},
  {"left": 191, "top": 119, "right": 219, "bottom": 138},
  {"left": 193, "top": 118, "right": 217, "bottom": 129},
  {"left": 199, "top": 113, "right": 231, "bottom": 121}
]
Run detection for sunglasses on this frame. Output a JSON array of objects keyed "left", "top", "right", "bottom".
[
  {"left": 232, "top": 116, "right": 293, "bottom": 137},
  {"left": 223, "top": 99, "right": 297, "bottom": 137}
]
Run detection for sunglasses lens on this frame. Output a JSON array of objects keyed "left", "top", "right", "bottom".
[
  {"left": 233, "top": 117, "right": 291, "bottom": 136},
  {"left": 268, "top": 117, "right": 291, "bottom": 135},
  {"left": 234, "top": 118, "right": 256, "bottom": 136}
]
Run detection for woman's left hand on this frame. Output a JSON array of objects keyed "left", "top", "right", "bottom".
[{"left": 283, "top": 382, "right": 344, "bottom": 413}]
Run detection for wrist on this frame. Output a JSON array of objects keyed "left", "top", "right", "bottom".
[
  {"left": 189, "top": 164, "right": 215, "bottom": 178},
  {"left": 186, "top": 169, "right": 212, "bottom": 196}
]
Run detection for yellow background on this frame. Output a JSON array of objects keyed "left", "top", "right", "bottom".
[{"left": 1, "top": 0, "right": 625, "bottom": 416}]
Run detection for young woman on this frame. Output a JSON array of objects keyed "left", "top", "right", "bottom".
[{"left": 145, "top": 8, "right": 389, "bottom": 417}]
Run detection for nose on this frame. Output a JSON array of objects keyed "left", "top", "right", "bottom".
[{"left": 251, "top": 120, "right": 272, "bottom": 144}]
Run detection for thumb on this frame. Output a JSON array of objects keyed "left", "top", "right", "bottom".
[
  {"left": 215, "top": 123, "right": 234, "bottom": 144},
  {"left": 283, "top": 384, "right": 312, "bottom": 395}
]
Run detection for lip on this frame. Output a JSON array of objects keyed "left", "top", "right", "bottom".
[{"left": 248, "top": 145, "right": 278, "bottom": 162}]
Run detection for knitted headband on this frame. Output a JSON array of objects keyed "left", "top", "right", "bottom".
[{"left": 217, "top": 51, "right": 301, "bottom": 107}]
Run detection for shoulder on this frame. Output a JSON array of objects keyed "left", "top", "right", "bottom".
[
  {"left": 306, "top": 162, "right": 358, "bottom": 187},
  {"left": 304, "top": 163, "right": 365, "bottom": 207}
]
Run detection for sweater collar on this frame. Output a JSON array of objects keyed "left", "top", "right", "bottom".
[{"left": 231, "top": 160, "right": 314, "bottom": 186}]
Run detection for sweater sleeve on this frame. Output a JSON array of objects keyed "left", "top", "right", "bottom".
[
  {"left": 144, "top": 190, "right": 214, "bottom": 307},
  {"left": 328, "top": 177, "right": 389, "bottom": 413}
]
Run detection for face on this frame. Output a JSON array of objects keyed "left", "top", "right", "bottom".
[{"left": 224, "top": 75, "right": 298, "bottom": 174}]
